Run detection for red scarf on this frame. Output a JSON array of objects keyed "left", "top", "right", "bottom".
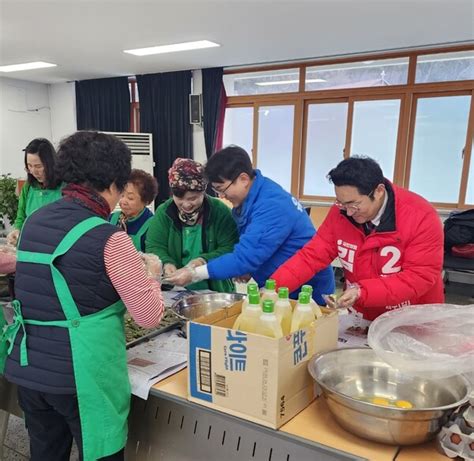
[{"left": 62, "top": 184, "right": 111, "bottom": 219}]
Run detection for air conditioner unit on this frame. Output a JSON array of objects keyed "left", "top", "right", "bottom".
[
  {"left": 103, "top": 132, "right": 154, "bottom": 175},
  {"left": 102, "top": 132, "right": 156, "bottom": 212}
]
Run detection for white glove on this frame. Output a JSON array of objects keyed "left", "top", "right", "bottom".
[
  {"left": 139, "top": 253, "right": 162, "bottom": 281},
  {"left": 6, "top": 229, "right": 20, "bottom": 247},
  {"left": 163, "top": 263, "right": 177, "bottom": 278}
]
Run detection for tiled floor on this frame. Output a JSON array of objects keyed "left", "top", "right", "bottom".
[{"left": 2, "top": 282, "right": 472, "bottom": 460}]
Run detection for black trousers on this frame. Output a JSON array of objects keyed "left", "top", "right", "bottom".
[{"left": 17, "top": 386, "right": 124, "bottom": 461}]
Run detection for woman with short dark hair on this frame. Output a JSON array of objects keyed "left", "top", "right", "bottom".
[
  {"left": 7, "top": 138, "right": 63, "bottom": 245},
  {"left": 110, "top": 169, "right": 159, "bottom": 251},
  {"left": 2, "top": 131, "right": 164, "bottom": 461}
]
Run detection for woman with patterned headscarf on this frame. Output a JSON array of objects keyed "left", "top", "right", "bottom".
[{"left": 146, "top": 158, "right": 238, "bottom": 292}]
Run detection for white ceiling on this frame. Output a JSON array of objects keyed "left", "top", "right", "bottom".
[{"left": 1, "top": 0, "right": 473, "bottom": 84}]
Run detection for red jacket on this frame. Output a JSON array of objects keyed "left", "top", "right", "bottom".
[{"left": 271, "top": 183, "right": 444, "bottom": 320}]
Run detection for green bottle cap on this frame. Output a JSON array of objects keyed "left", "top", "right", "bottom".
[
  {"left": 265, "top": 279, "right": 276, "bottom": 290},
  {"left": 247, "top": 283, "right": 258, "bottom": 295},
  {"left": 278, "top": 287, "right": 289, "bottom": 299},
  {"left": 262, "top": 299, "right": 275, "bottom": 313},
  {"left": 301, "top": 285, "right": 313, "bottom": 294},
  {"left": 248, "top": 293, "right": 260, "bottom": 305},
  {"left": 298, "top": 292, "right": 310, "bottom": 304}
]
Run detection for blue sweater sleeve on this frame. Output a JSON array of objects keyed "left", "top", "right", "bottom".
[{"left": 207, "top": 198, "right": 295, "bottom": 280}]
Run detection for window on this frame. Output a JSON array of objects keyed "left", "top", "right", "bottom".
[
  {"left": 225, "top": 46, "right": 474, "bottom": 207},
  {"left": 305, "top": 57, "right": 409, "bottom": 91},
  {"left": 256, "top": 105, "right": 295, "bottom": 192},
  {"left": 303, "top": 102, "right": 348, "bottom": 196},
  {"left": 415, "top": 51, "right": 474, "bottom": 83},
  {"left": 408, "top": 95, "right": 471, "bottom": 203},
  {"left": 224, "top": 68, "right": 300, "bottom": 96},
  {"left": 466, "top": 140, "right": 474, "bottom": 205},
  {"left": 350, "top": 99, "right": 401, "bottom": 180},
  {"left": 223, "top": 107, "right": 253, "bottom": 155}
]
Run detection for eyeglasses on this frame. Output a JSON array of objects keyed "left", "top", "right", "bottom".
[
  {"left": 211, "top": 176, "right": 238, "bottom": 196},
  {"left": 334, "top": 189, "right": 375, "bottom": 212}
]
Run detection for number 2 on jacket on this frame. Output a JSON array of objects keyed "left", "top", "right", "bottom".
[{"left": 380, "top": 246, "right": 401, "bottom": 274}]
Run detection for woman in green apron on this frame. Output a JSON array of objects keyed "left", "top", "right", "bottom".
[
  {"left": 1, "top": 131, "right": 164, "bottom": 461},
  {"left": 7, "top": 138, "right": 63, "bottom": 246},
  {"left": 109, "top": 169, "right": 158, "bottom": 252},
  {"left": 146, "top": 158, "right": 238, "bottom": 293}
]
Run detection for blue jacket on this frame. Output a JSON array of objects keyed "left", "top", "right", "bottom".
[{"left": 207, "top": 170, "right": 334, "bottom": 304}]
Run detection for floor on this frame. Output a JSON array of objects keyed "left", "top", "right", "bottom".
[{"left": 1, "top": 281, "right": 472, "bottom": 460}]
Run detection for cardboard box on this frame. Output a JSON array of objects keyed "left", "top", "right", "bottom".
[{"left": 187, "top": 301, "right": 338, "bottom": 429}]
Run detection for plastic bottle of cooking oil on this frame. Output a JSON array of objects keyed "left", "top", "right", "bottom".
[
  {"left": 274, "top": 287, "right": 293, "bottom": 335},
  {"left": 301, "top": 285, "right": 323, "bottom": 319},
  {"left": 255, "top": 300, "right": 283, "bottom": 338},
  {"left": 290, "top": 292, "right": 315, "bottom": 333},
  {"left": 233, "top": 292, "right": 262, "bottom": 333},
  {"left": 241, "top": 283, "right": 259, "bottom": 314},
  {"left": 261, "top": 279, "right": 278, "bottom": 303}
]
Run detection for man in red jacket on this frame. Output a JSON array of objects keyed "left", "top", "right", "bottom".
[{"left": 271, "top": 156, "right": 444, "bottom": 321}]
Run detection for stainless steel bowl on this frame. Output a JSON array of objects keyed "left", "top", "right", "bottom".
[
  {"left": 308, "top": 347, "right": 471, "bottom": 445},
  {"left": 171, "top": 292, "right": 245, "bottom": 321}
]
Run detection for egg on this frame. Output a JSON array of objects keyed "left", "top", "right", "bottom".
[
  {"left": 395, "top": 400, "right": 413, "bottom": 409},
  {"left": 371, "top": 397, "right": 390, "bottom": 406}
]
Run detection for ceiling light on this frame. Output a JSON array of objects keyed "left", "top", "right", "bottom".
[
  {"left": 255, "top": 78, "right": 326, "bottom": 86},
  {"left": 124, "top": 40, "right": 220, "bottom": 56},
  {"left": 0, "top": 61, "right": 57, "bottom": 72}
]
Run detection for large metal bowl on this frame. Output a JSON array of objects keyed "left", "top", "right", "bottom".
[
  {"left": 308, "top": 347, "right": 471, "bottom": 445},
  {"left": 171, "top": 292, "right": 245, "bottom": 321}
]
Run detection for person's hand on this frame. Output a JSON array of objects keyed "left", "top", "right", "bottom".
[
  {"left": 234, "top": 274, "right": 251, "bottom": 283},
  {"left": 187, "top": 258, "right": 206, "bottom": 269},
  {"left": 163, "top": 263, "right": 177, "bottom": 278},
  {"left": 163, "top": 266, "right": 197, "bottom": 287},
  {"left": 6, "top": 229, "right": 20, "bottom": 247},
  {"left": 139, "top": 253, "right": 162, "bottom": 280},
  {"left": 337, "top": 284, "right": 361, "bottom": 309}
]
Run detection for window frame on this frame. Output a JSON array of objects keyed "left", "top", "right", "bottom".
[{"left": 224, "top": 44, "right": 474, "bottom": 209}]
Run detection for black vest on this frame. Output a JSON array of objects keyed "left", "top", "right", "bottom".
[{"left": 5, "top": 199, "right": 121, "bottom": 394}]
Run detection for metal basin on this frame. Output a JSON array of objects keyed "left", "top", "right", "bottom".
[
  {"left": 308, "top": 347, "right": 471, "bottom": 445},
  {"left": 171, "top": 292, "right": 245, "bottom": 321}
]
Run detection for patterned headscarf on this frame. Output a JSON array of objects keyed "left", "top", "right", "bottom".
[{"left": 168, "top": 158, "right": 208, "bottom": 192}]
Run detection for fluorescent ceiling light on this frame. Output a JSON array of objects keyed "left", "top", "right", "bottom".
[
  {"left": 256, "top": 78, "right": 326, "bottom": 86},
  {"left": 0, "top": 61, "right": 56, "bottom": 72},
  {"left": 124, "top": 40, "right": 220, "bottom": 56}
]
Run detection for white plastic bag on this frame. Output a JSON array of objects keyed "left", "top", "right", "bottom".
[{"left": 368, "top": 304, "right": 474, "bottom": 379}]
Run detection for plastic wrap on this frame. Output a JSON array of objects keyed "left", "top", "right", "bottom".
[{"left": 368, "top": 304, "right": 474, "bottom": 379}]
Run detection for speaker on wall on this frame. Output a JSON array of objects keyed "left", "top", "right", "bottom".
[{"left": 189, "top": 94, "right": 202, "bottom": 125}]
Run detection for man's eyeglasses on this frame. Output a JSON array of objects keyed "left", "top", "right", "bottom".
[
  {"left": 211, "top": 176, "right": 238, "bottom": 196},
  {"left": 334, "top": 189, "right": 375, "bottom": 212}
]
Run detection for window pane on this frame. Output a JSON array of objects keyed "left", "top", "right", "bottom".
[
  {"left": 416, "top": 51, "right": 474, "bottom": 83},
  {"left": 465, "top": 140, "right": 474, "bottom": 205},
  {"left": 257, "top": 105, "right": 295, "bottom": 192},
  {"left": 303, "top": 103, "right": 348, "bottom": 196},
  {"left": 305, "top": 57, "right": 408, "bottom": 91},
  {"left": 224, "top": 69, "right": 300, "bottom": 96},
  {"left": 351, "top": 99, "right": 401, "bottom": 181},
  {"left": 409, "top": 96, "right": 471, "bottom": 203},
  {"left": 223, "top": 107, "right": 253, "bottom": 156}
]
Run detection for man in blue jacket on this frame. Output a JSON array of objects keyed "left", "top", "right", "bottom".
[{"left": 164, "top": 145, "right": 335, "bottom": 304}]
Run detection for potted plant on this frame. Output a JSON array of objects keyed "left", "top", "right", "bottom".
[{"left": 0, "top": 174, "right": 19, "bottom": 237}]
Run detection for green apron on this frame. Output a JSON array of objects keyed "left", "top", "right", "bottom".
[
  {"left": 0, "top": 306, "right": 7, "bottom": 373},
  {"left": 110, "top": 210, "right": 151, "bottom": 251},
  {"left": 25, "top": 184, "right": 63, "bottom": 217},
  {"left": 182, "top": 224, "right": 209, "bottom": 291},
  {"left": 0, "top": 217, "right": 130, "bottom": 460}
]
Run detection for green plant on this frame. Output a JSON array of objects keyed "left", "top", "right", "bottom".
[{"left": 0, "top": 174, "right": 19, "bottom": 225}]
